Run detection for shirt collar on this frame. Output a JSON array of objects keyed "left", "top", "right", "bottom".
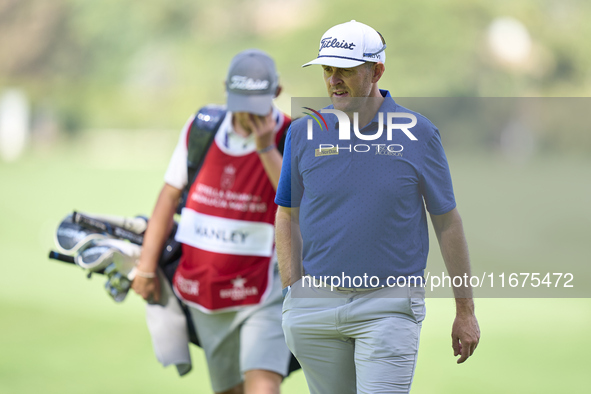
[{"left": 368, "top": 89, "right": 396, "bottom": 125}]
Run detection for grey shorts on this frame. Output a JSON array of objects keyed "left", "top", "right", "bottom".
[
  {"left": 282, "top": 280, "right": 426, "bottom": 394},
  {"left": 188, "top": 268, "right": 292, "bottom": 393}
]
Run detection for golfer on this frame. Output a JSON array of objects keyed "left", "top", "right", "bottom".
[{"left": 275, "top": 20, "right": 480, "bottom": 393}]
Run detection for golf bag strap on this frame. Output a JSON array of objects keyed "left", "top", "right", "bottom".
[
  {"left": 176, "top": 107, "right": 286, "bottom": 213},
  {"left": 277, "top": 128, "right": 286, "bottom": 155},
  {"left": 177, "top": 105, "right": 227, "bottom": 214}
]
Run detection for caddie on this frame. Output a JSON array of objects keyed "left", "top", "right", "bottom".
[
  {"left": 133, "top": 49, "right": 293, "bottom": 394},
  {"left": 275, "top": 20, "right": 480, "bottom": 393}
]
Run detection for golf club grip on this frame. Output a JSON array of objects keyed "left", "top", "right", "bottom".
[
  {"left": 48, "top": 251, "right": 107, "bottom": 275},
  {"left": 48, "top": 251, "right": 76, "bottom": 264},
  {"left": 72, "top": 211, "right": 144, "bottom": 245}
]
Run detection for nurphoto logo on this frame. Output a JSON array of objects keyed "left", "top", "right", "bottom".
[{"left": 304, "top": 107, "right": 418, "bottom": 155}]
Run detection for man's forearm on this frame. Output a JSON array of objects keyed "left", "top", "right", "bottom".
[
  {"left": 275, "top": 207, "right": 302, "bottom": 288},
  {"left": 432, "top": 208, "right": 480, "bottom": 362},
  {"left": 258, "top": 148, "right": 282, "bottom": 190},
  {"left": 431, "top": 208, "right": 474, "bottom": 307},
  {"left": 137, "top": 184, "right": 181, "bottom": 272}
]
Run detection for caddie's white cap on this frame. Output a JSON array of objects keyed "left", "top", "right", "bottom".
[{"left": 302, "top": 20, "right": 386, "bottom": 68}]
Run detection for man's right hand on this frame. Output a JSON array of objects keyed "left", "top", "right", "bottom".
[
  {"left": 132, "top": 274, "right": 161, "bottom": 304},
  {"left": 451, "top": 309, "right": 480, "bottom": 364},
  {"left": 131, "top": 183, "right": 181, "bottom": 305}
]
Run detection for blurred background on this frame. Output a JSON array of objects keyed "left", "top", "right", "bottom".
[{"left": 1, "top": 0, "right": 590, "bottom": 393}]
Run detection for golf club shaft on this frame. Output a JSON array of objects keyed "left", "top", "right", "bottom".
[{"left": 72, "top": 211, "right": 144, "bottom": 245}]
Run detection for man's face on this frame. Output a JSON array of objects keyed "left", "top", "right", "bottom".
[{"left": 322, "top": 63, "right": 374, "bottom": 112}]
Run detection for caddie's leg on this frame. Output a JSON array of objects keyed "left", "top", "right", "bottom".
[
  {"left": 240, "top": 268, "right": 291, "bottom": 394},
  {"left": 217, "top": 384, "right": 244, "bottom": 394},
  {"left": 281, "top": 285, "right": 357, "bottom": 394},
  {"left": 188, "top": 307, "right": 244, "bottom": 393},
  {"left": 243, "top": 370, "right": 282, "bottom": 394}
]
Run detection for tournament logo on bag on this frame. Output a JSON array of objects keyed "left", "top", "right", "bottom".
[
  {"left": 220, "top": 164, "right": 236, "bottom": 189},
  {"left": 219, "top": 276, "right": 258, "bottom": 301},
  {"left": 176, "top": 276, "right": 200, "bottom": 296}
]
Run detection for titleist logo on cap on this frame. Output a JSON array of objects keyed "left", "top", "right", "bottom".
[
  {"left": 320, "top": 37, "right": 356, "bottom": 51},
  {"left": 229, "top": 75, "right": 269, "bottom": 91}
]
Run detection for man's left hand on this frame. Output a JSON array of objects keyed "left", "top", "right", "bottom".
[{"left": 451, "top": 313, "right": 480, "bottom": 364}]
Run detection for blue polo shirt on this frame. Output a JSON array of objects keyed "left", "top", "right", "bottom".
[{"left": 275, "top": 90, "right": 455, "bottom": 283}]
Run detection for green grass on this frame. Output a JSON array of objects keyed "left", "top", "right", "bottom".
[{"left": 0, "top": 140, "right": 590, "bottom": 393}]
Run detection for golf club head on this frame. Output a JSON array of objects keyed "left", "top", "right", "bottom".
[
  {"left": 54, "top": 215, "right": 112, "bottom": 255},
  {"left": 100, "top": 239, "right": 141, "bottom": 278},
  {"left": 75, "top": 242, "right": 115, "bottom": 271},
  {"left": 104, "top": 263, "right": 132, "bottom": 302}
]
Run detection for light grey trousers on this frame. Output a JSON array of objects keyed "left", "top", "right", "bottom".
[{"left": 282, "top": 282, "right": 425, "bottom": 394}]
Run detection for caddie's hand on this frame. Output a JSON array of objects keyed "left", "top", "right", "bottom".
[
  {"left": 247, "top": 112, "right": 276, "bottom": 151},
  {"left": 451, "top": 313, "right": 480, "bottom": 364},
  {"left": 131, "top": 273, "right": 161, "bottom": 304}
]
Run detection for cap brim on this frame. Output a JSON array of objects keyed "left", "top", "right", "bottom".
[
  {"left": 226, "top": 92, "right": 274, "bottom": 116},
  {"left": 302, "top": 56, "right": 365, "bottom": 68}
]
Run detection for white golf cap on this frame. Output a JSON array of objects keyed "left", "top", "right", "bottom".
[{"left": 302, "top": 20, "right": 386, "bottom": 68}]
